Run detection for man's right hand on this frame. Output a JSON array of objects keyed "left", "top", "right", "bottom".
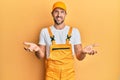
[{"left": 23, "top": 42, "right": 40, "bottom": 52}]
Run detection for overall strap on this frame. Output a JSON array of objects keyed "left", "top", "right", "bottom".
[
  {"left": 47, "top": 27, "right": 56, "bottom": 45},
  {"left": 66, "top": 27, "right": 72, "bottom": 44}
]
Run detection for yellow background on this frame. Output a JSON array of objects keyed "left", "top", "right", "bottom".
[{"left": 0, "top": 0, "right": 120, "bottom": 80}]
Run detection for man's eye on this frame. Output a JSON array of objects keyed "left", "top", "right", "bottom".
[
  {"left": 61, "top": 11, "right": 65, "bottom": 13},
  {"left": 54, "top": 10, "right": 58, "bottom": 13}
]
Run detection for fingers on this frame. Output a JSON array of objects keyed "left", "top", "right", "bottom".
[
  {"left": 24, "top": 42, "right": 31, "bottom": 52},
  {"left": 24, "top": 47, "right": 34, "bottom": 52},
  {"left": 87, "top": 50, "right": 97, "bottom": 55},
  {"left": 23, "top": 42, "right": 35, "bottom": 52},
  {"left": 85, "top": 43, "right": 98, "bottom": 55},
  {"left": 23, "top": 42, "right": 32, "bottom": 46},
  {"left": 85, "top": 43, "right": 99, "bottom": 51},
  {"left": 24, "top": 47, "right": 30, "bottom": 52},
  {"left": 92, "top": 43, "right": 99, "bottom": 47}
]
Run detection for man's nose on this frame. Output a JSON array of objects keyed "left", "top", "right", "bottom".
[{"left": 58, "top": 12, "right": 61, "bottom": 16}]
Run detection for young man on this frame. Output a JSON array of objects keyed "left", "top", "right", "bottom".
[{"left": 24, "top": 1, "right": 97, "bottom": 80}]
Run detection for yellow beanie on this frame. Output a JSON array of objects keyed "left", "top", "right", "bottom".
[{"left": 52, "top": 1, "right": 66, "bottom": 12}]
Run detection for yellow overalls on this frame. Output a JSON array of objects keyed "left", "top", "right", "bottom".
[{"left": 46, "top": 27, "right": 75, "bottom": 80}]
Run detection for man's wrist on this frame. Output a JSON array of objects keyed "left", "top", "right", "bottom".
[{"left": 81, "top": 49, "right": 87, "bottom": 54}]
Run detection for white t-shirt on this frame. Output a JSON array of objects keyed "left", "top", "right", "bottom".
[{"left": 38, "top": 25, "right": 82, "bottom": 58}]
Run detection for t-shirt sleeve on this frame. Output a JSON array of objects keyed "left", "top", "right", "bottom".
[
  {"left": 38, "top": 29, "right": 46, "bottom": 45},
  {"left": 72, "top": 28, "right": 82, "bottom": 45}
]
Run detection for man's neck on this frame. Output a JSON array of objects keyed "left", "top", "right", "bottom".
[{"left": 54, "top": 23, "right": 66, "bottom": 30}]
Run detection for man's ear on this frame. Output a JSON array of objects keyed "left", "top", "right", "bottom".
[
  {"left": 51, "top": 12, "right": 53, "bottom": 16},
  {"left": 65, "top": 11, "right": 67, "bottom": 15}
]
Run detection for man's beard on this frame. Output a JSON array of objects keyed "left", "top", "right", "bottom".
[
  {"left": 54, "top": 19, "right": 64, "bottom": 25},
  {"left": 54, "top": 16, "right": 64, "bottom": 25}
]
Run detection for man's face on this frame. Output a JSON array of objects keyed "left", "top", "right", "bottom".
[{"left": 52, "top": 8, "right": 66, "bottom": 25}]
